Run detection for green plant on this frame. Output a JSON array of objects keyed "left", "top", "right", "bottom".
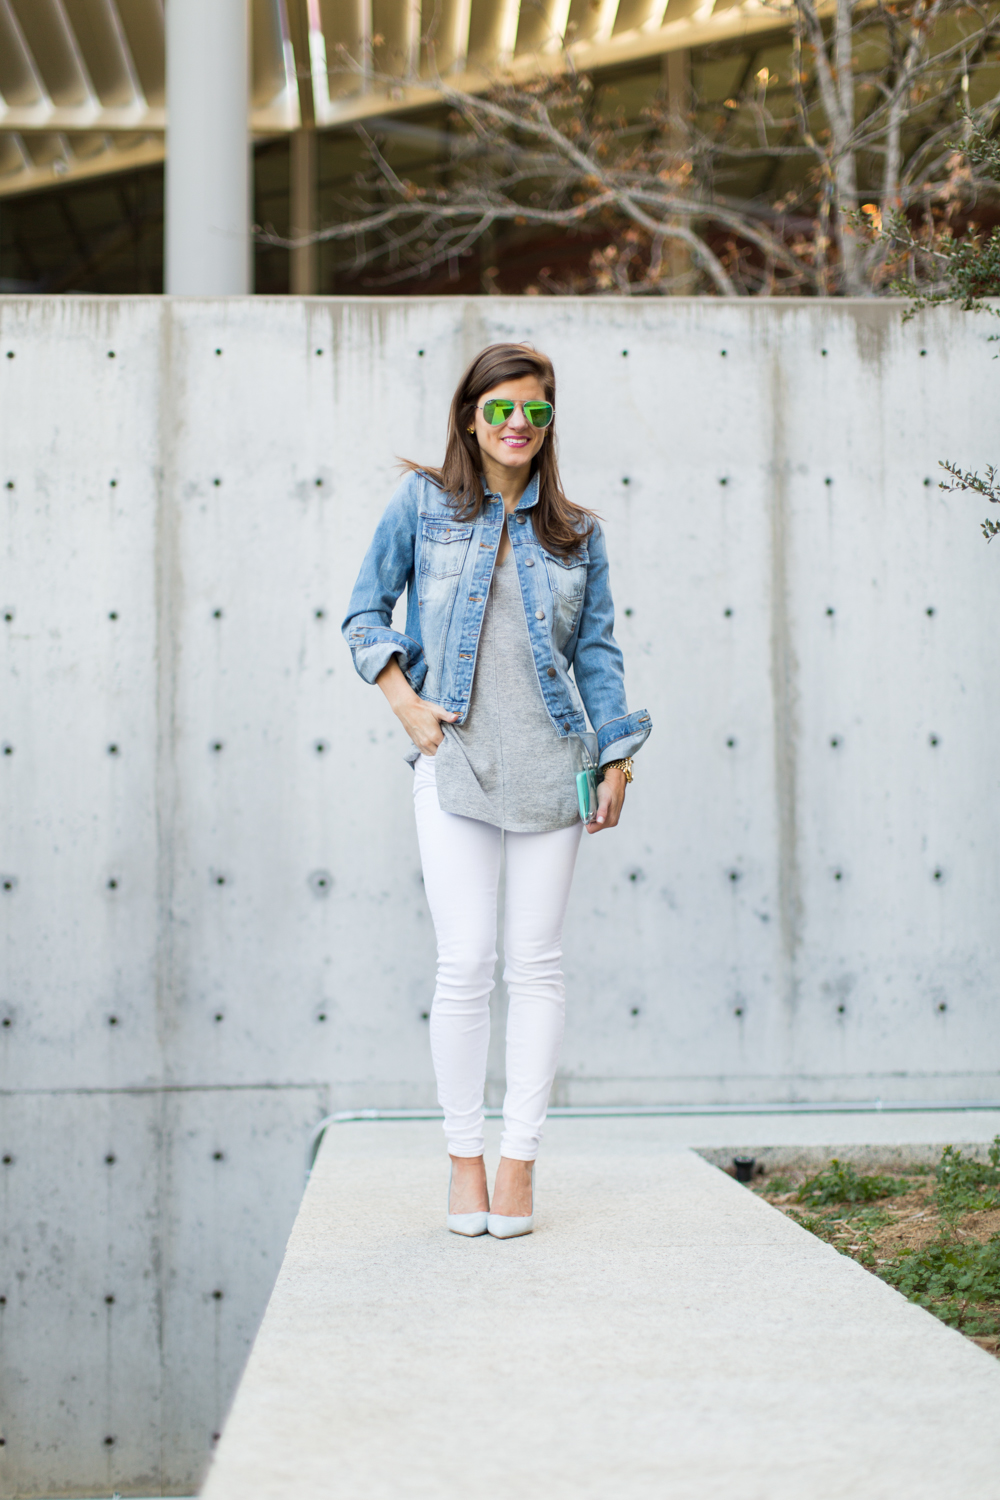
[
  {"left": 762, "top": 1174, "right": 794, "bottom": 1195},
  {"left": 880, "top": 1234, "right": 1000, "bottom": 1335},
  {"left": 796, "top": 1159, "right": 912, "bottom": 1207},
  {"left": 934, "top": 1137, "right": 1000, "bottom": 1217}
]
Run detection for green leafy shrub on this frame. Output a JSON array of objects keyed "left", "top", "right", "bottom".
[
  {"left": 881, "top": 1235, "right": 1000, "bottom": 1335},
  {"left": 796, "top": 1159, "right": 911, "bottom": 1208},
  {"left": 934, "top": 1137, "right": 1000, "bottom": 1217}
]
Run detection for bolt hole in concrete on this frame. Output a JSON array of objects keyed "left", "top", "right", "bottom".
[
  {"left": 2, "top": 1155, "right": 13, "bottom": 1165},
  {"left": 4, "top": 481, "right": 13, "bottom": 490},
  {"left": 3, "top": 744, "right": 12, "bottom": 755},
  {"left": 105, "top": 1295, "right": 114, "bottom": 1305},
  {"left": 927, "top": 606, "right": 936, "bottom": 616},
  {"left": 317, "top": 348, "right": 324, "bottom": 356},
  {"left": 105, "top": 1154, "right": 115, "bottom": 1164},
  {"left": 110, "top": 478, "right": 117, "bottom": 487},
  {"left": 821, "top": 348, "right": 828, "bottom": 355},
  {"left": 624, "top": 607, "right": 633, "bottom": 616},
  {"left": 934, "top": 868, "right": 944, "bottom": 881},
  {"left": 107, "top": 351, "right": 115, "bottom": 359},
  {"left": 107, "top": 743, "right": 119, "bottom": 755},
  {"left": 838, "top": 1004, "right": 846, "bottom": 1013},
  {"left": 215, "top": 348, "right": 222, "bottom": 356},
  {"left": 830, "top": 736, "right": 841, "bottom": 748},
  {"left": 108, "top": 1016, "right": 118, "bottom": 1026},
  {"left": 825, "top": 476, "right": 833, "bottom": 485},
  {"left": 318, "top": 1012, "right": 327, "bottom": 1022},
  {"left": 315, "top": 740, "right": 328, "bottom": 754},
  {"left": 213, "top": 608, "right": 223, "bottom": 618},
  {"left": 834, "top": 870, "right": 843, "bottom": 881},
  {"left": 109, "top": 610, "right": 118, "bottom": 619},
  {"left": 3, "top": 609, "right": 13, "bottom": 621},
  {"left": 5, "top": 350, "right": 12, "bottom": 358},
  {"left": 728, "top": 869, "right": 741, "bottom": 882},
  {"left": 309, "top": 870, "right": 333, "bottom": 896},
  {"left": 213, "top": 477, "right": 222, "bottom": 486},
  {"left": 212, "top": 742, "right": 223, "bottom": 753},
  {"left": 724, "top": 607, "right": 732, "bottom": 617},
  {"left": 214, "top": 1013, "right": 224, "bottom": 1023},
  {"left": 719, "top": 476, "right": 728, "bottom": 485},
  {"left": 212, "top": 1290, "right": 223, "bottom": 1300},
  {"left": 107, "top": 879, "right": 117, "bottom": 889},
  {"left": 726, "top": 737, "right": 736, "bottom": 747},
  {"left": 420, "top": 1011, "right": 429, "bottom": 1021},
  {"left": 930, "top": 734, "right": 940, "bottom": 746},
  {"left": 622, "top": 476, "right": 630, "bottom": 485},
  {"left": 213, "top": 1151, "right": 224, "bottom": 1161},
  {"left": 1, "top": 1018, "right": 10, "bottom": 1027},
  {"left": 315, "top": 608, "right": 325, "bottom": 618},
  {"left": 826, "top": 606, "right": 835, "bottom": 615}
]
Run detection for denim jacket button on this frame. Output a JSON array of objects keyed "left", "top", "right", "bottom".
[
  {"left": 525, "top": 558, "right": 534, "bottom": 567},
  {"left": 535, "top": 609, "right": 545, "bottom": 620},
  {"left": 517, "top": 514, "right": 527, "bottom": 524},
  {"left": 547, "top": 667, "right": 557, "bottom": 678}
]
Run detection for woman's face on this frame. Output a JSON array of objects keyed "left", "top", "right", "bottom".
[{"left": 472, "top": 375, "right": 549, "bottom": 477}]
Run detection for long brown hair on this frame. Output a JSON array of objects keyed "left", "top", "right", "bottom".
[{"left": 403, "top": 343, "right": 594, "bottom": 557}]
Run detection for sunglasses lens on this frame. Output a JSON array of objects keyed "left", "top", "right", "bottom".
[
  {"left": 483, "top": 400, "right": 514, "bottom": 425},
  {"left": 525, "top": 402, "right": 554, "bottom": 428}
]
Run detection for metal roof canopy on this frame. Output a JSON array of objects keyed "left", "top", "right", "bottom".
[{"left": 0, "top": 0, "right": 794, "bottom": 199}]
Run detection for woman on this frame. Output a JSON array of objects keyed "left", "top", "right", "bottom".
[{"left": 343, "top": 343, "right": 651, "bottom": 1238}]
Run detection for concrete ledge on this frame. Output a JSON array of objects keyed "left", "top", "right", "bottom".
[{"left": 202, "top": 1116, "right": 1000, "bottom": 1500}]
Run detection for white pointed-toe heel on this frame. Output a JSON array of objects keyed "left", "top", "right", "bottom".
[
  {"left": 447, "top": 1165, "right": 489, "bottom": 1237},
  {"left": 487, "top": 1163, "right": 534, "bottom": 1239}
]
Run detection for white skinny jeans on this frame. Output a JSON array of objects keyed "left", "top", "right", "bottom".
[{"left": 413, "top": 753, "right": 583, "bottom": 1161}]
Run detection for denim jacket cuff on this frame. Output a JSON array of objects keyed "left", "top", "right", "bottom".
[
  {"left": 596, "top": 710, "right": 652, "bottom": 766},
  {"left": 347, "top": 626, "right": 427, "bottom": 691}
]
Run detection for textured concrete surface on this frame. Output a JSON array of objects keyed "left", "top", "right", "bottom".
[
  {"left": 5, "top": 293, "right": 1000, "bottom": 1495},
  {"left": 202, "top": 1117, "right": 1000, "bottom": 1500}
]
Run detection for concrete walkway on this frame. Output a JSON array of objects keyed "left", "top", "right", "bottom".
[{"left": 202, "top": 1115, "right": 1000, "bottom": 1500}]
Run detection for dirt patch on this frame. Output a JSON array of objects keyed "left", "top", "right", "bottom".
[{"left": 746, "top": 1146, "right": 1000, "bottom": 1358}]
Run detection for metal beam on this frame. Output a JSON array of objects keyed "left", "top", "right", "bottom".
[{"left": 164, "top": 0, "right": 250, "bottom": 295}]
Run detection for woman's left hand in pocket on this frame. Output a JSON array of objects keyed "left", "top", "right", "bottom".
[{"left": 586, "top": 768, "right": 626, "bottom": 834}]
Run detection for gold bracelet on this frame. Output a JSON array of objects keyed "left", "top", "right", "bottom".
[{"left": 601, "top": 757, "right": 634, "bottom": 784}]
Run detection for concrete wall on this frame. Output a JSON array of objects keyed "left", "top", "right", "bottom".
[{"left": 1, "top": 295, "right": 998, "bottom": 1496}]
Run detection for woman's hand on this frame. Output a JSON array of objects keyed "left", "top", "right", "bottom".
[
  {"left": 395, "top": 697, "right": 458, "bottom": 755},
  {"left": 586, "top": 767, "right": 626, "bottom": 834},
  {"left": 376, "top": 658, "right": 458, "bottom": 755}
]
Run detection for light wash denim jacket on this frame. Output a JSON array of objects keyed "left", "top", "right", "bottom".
[{"left": 342, "top": 469, "right": 652, "bottom": 768}]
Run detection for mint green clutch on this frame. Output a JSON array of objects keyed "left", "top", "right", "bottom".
[{"left": 576, "top": 768, "right": 597, "bottom": 823}]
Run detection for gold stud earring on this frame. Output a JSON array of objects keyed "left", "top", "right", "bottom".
[{"left": 467, "top": 425, "right": 475, "bottom": 435}]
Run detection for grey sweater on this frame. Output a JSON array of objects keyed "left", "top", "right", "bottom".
[{"left": 433, "top": 552, "right": 581, "bottom": 833}]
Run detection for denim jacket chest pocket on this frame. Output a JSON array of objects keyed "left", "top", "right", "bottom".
[
  {"left": 419, "top": 519, "right": 474, "bottom": 578},
  {"left": 543, "top": 545, "right": 589, "bottom": 597}
]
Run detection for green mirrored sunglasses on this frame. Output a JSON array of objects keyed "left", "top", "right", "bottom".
[{"left": 478, "top": 398, "right": 554, "bottom": 429}]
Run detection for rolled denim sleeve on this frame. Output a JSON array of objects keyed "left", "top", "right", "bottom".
[
  {"left": 342, "top": 477, "right": 427, "bottom": 690},
  {"left": 571, "top": 522, "right": 652, "bottom": 766}
]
